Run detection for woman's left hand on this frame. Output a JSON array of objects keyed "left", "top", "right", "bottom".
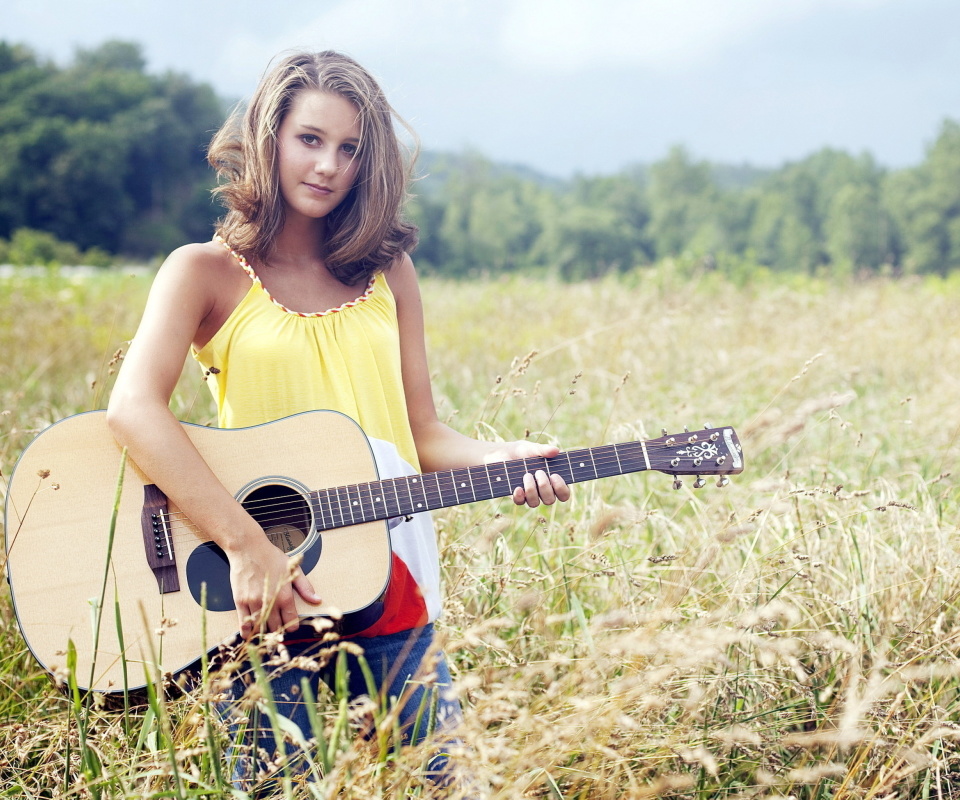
[{"left": 484, "top": 441, "right": 572, "bottom": 508}]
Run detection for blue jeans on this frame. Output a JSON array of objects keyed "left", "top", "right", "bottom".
[{"left": 215, "top": 623, "right": 463, "bottom": 791}]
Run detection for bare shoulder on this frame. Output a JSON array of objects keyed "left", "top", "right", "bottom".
[
  {"left": 155, "top": 241, "right": 247, "bottom": 307},
  {"left": 160, "top": 241, "right": 238, "bottom": 286},
  {"left": 382, "top": 253, "right": 421, "bottom": 306}
]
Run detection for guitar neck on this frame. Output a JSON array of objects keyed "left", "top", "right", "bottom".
[{"left": 310, "top": 441, "right": 648, "bottom": 531}]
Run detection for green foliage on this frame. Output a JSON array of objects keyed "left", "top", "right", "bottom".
[
  {"left": 0, "top": 227, "right": 113, "bottom": 267},
  {"left": 885, "top": 119, "right": 960, "bottom": 274},
  {"left": 0, "top": 39, "right": 223, "bottom": 259},
  {"left": 409, "top": 128, "right": 960, "bottom": 279}
]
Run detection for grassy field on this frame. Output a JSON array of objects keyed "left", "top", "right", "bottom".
[{"left": 1, "top": 264, "right": 958, "bottom": 798}]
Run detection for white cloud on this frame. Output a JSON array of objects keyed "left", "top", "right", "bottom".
[
  {"left": 498, "top": 0, "right": 899, "bottom": 73},
  {"left": 210, "top": 0, "right": 506, "bottom": 97}
]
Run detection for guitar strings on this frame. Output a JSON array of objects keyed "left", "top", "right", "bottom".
[
  {"left": 150, "top": 440, "right": 737, "bottom": 542},
  {"left": 156, "top": 440, "right": 732, "bottom": 530}
]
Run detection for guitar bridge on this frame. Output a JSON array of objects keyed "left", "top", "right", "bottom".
[{"left": 141, "top": 484, "right": 180, "bottom": 594}]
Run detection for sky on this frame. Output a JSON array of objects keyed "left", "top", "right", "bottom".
[{"left": 5, "top": 0, "right": 960, "bottom": 177}]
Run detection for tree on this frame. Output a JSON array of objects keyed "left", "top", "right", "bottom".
[
  {"left": 885, "top": 119, "right": 960, "bottom": 274},
  {"left": 0, "top": 40, "right": 223, "bottom": 257}
]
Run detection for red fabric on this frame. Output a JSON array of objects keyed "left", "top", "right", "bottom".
[{"left": 356, "top": 553, "right": 429, "bottom": 637}]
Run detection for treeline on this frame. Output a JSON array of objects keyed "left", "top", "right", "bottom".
[
  {"left": 410, "top": 125, "right": 960, "bottom": 278},
  {"left": 2, "top": 39, "right": 960, "bottom": 277}
]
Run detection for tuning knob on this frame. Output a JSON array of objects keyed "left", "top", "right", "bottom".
[
  {"left": 694, "top": 476, "right": 705, "bottom": 489},
  {"left": 716, "top": 477, "right": 729, "bottom": 488},
  {"left": 673, "top": 478, "right": 683, "bottom": 490}
]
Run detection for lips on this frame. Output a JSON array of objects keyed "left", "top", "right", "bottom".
[{"left": 305, "top": 182, "right": 333, "bottom": 195}]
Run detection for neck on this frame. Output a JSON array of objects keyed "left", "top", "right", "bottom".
[{"left": 269, "top": 214, "right": 327, "bottom": 267}]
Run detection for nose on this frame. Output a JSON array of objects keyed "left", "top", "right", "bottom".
[{"left": 314, "top": 148, "right": 339, "bottom": 176}]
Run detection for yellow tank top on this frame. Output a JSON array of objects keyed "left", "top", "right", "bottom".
[
  {"left": 193, "top": 241, "right": 419, "bottom": 471},
  {"left": 192, "top": 240, "right": 441, "bottom": 635}
]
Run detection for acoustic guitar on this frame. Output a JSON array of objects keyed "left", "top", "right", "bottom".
[{"left": 3, "top": 409, "right": 743, "bottom": 692}]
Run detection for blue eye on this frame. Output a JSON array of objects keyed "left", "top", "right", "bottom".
[{"left": 342, "top": 143, "right": 359, "bottom": 156}]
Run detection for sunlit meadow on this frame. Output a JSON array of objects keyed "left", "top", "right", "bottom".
[{"left": 1, "top": 263, "right": 958, "bottom": 798}]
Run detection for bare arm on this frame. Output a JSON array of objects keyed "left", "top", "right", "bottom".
[
  {"left": 106, "top": 244, "right": 320, "bottom": 636},
  {"left": 385, "top": 256, "right": 570, "bottom": 508}
]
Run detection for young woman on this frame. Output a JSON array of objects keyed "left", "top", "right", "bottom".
[{"left": 106, "top": 50, "right": 569, "bottom": 787}]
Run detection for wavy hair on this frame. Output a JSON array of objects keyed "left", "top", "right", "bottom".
[{"left": 208, "top": 51, "right": 418, "bottom": 284}]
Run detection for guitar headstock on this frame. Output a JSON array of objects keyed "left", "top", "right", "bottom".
[{"left": 645, "top": 426, "right": 744, "bottom": 485}]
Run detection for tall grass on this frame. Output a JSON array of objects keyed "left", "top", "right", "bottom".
[{"left": 1, "top": 265, "right": 958, "bottom": 797}]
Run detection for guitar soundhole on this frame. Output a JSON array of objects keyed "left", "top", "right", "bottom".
[{"left": 241, "top": 483, "right": 312, "bottom": 555}]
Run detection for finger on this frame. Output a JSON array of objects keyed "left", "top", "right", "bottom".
[
  {"left": 291, "top": 568, "right": 322, "bottom": 605},
  {"left": 238, "top": 605, "right": 255, "bottom": 640},
  {"left": 551, "top": 473, "right": 571, "bottom": 503},
  {"left": 265, "top": 602, "right": 284, "bottom": 635},
  {"left": 279, "top": 596, "right": 301, "bottom": 633},
  {"left": 534, "top": 469, "right": 556, "bottom": 504},
  {"left": 523, "top": 472, "right": 541, "bottom": 508}
]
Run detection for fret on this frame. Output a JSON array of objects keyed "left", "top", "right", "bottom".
[
  {"left": 469, "top": 465, "right": 493, "bottom": 501},
  {"left": 504, "top": 459, "right": 528, "bottom": 494},
  {"left": 409, "top": 475, "right": 428, "bottom": 514},
  {"left": 389, "top": 476, "right": 409, "bottom": 518},
  {"left": 566, "top": 448, "right": 598, "bottom": 483},
  {"left": 436, "top": 469, "right": 456, "bottom": 510},
  {"left": 482, "top": 463, "right": 495, "bottom": 500},
  {"left": 429, "top": 472, "right": 443, "bottom": 512},
  {"left": 544, "top": 454, "right": 574, "bottom": 485},
  {"left": 362, "top": 481, "right": 376, "bottom": 522},
  {"left": 485, "top": 461, "right": 510, "bottom": 499},
  {"left": 351, "top": 482, "right": 363, "bottom": 522},
  {"left": 332, "top": 486, "right": 346, "bottom": 529},
  {"left": 346, "top": 484, "right": 361, "bottom": 524},
  {"left": 384, "top": 477, "right": 402, "bottom": 519},
  {"left": 617, "top": 442, "right": 646, "bottom": 474},
  {"left": 592, "top": 445, "right": 619, "bottom": 479},
  {"left": 311, "top": 490, "right": 328, "bottom": 531},
  {"left": 450, "top": 468, "right": 460, "bottom": 505},
  {"left": 451, "top": 468, "right": 476, "bottom": 504}
]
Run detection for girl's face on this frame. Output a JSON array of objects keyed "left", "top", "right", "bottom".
[{"left": 276, "top": 89, "right": 363, "bottom": 224}]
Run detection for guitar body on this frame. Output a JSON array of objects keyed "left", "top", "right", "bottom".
[{"left": 4, "top": 410, "right": 391, "bottom": 692}]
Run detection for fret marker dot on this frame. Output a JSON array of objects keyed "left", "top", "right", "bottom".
[
  {"left": 412, "top": 478, "right": 418, "bottom": 484},
  {"left": 579, "top": 462, "right": 585, "bottom": 467},
  {"left": 417, "top": 503, "right": 423, "bottom": 508},
  {"left": 375, "top": 497, "right": 381, "bottom": 502},
  {"left": 353, "top": 501, "right": 358, "bottom": 506},
  {"left": 460, "top": 482, "right": 466, "bottom": 488},
  {"left": 496, "top": 477, "right": 501, "bottom": 481}
]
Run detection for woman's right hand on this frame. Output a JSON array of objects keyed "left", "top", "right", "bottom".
[{"left": 226, "top": 534, "right": 322, "bottom": 637}]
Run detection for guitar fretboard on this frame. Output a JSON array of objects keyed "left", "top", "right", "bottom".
[{"left": 309, "top": 442, "right": 649, "bottom": 531}]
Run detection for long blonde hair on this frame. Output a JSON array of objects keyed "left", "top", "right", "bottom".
[{"left": 208, "top": 51, "right": 418, "bottom": 284}]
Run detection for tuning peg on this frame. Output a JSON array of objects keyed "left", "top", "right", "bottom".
[
  {"left": 694, "top": 476, "right": 705, "bottom": 489},
  {"left": 716, "top": 477, "right": 730, "bottom": 488},
  {"left": 703, "top": 423, "right": 712, "bottom": 430},
  {"left": 683, "top": 425, "right": 690, "bottom": 433},
  {"left": 673, "top": 478, "right": 683, "bottom": 490},
  {"left": 661, "top": 428, "right": 668, "bottom": 437}
]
